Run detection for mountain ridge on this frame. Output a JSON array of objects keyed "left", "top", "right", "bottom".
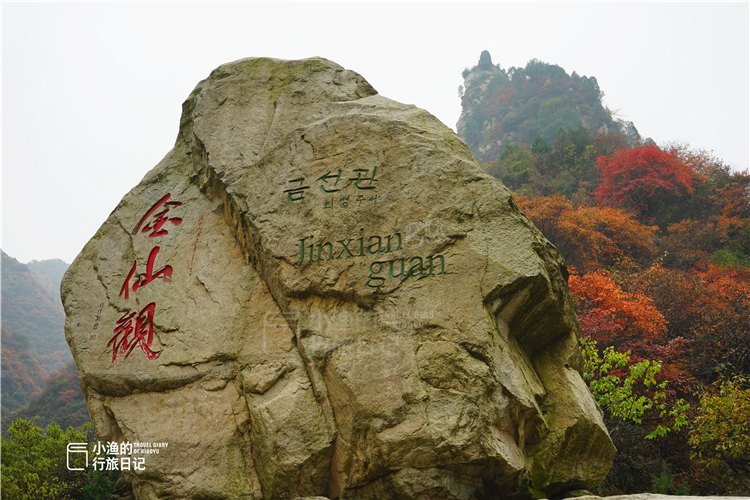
[
  {"left": 457, "top": 50, "right": 640, "bottom": 163},
  {"left": 1, "top": 251, "right": 72, "bottom": 415}
]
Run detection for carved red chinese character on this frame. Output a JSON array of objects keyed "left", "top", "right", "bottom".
[
  {"left": 119, "top": 246, "right": 173, "bottom": 300},
  {"left": 131, "top": 193, "right": 183, "bottom": 238},
  {"left": 107, "top": 302, "right": 163, "bottom": 362}
]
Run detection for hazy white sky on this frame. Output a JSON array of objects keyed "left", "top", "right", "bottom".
[{"left": 2, "top": 2, "right": 748, "bottom": 265}]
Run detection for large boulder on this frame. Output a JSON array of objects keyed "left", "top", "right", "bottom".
[{"left": 61, "top": 57, "right": 615, "bottom": 500}]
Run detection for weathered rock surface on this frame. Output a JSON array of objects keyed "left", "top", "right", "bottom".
[
  {"left": 292, "top": 496, "right": 750, "bottom": 500},
  {"left": 576, "top": 496, "right": 749, "bottom": 500},
  {"left": 62, "top": 57, "right": 615, "bottom": 500}
]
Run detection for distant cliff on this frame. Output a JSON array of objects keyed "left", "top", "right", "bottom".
[{"left": 457, "top": 50, "right": 640, "bottom": 163}]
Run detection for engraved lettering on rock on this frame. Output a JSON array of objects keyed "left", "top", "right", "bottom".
[
  {"left": 293, "top": 228, "right": 446, "bottom": 288},
  {"left": 283, "top": 166, "right": 380, "bottom": 208},
  {"left": 188, "top": 215, "right": 204, "bottom": 276},
  {"left": 106, "top": 192, "right": 183, "bottom": 363},
  {"left": 89, "top": 303, "right": 105, "bottom": 341}
]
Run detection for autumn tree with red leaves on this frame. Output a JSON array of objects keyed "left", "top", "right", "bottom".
[
  {"left": 568, "top": 269, "right": 667, "bottom": 354},
  {"left": 594, "top": 145, "right": 694, "bottom": 224}
]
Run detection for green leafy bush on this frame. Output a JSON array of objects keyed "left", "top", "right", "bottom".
[
  {"left": 581, "top": 337, "right": 689, "bottom": 439},
  {"left": 689, "top": 376, "right": 750, "bottom": 469}
]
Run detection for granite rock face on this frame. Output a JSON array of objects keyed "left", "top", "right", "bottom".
[{"left": 62, "top": 57, "right": 615, "bottom": 500}]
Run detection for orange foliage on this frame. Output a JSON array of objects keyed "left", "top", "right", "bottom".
[
  {"left": 58, "top": 389, "right": 78, "bottom": 404},
  {"left": 569, "top": 269, "right": 667, "bottom": 351},
  {"left": 570, "top": 268, "right": 695, "bottom": 399},
  {"left": 629, "top": 263, "right": 750, "bottom": 381},
  {"left": 718, "top": 179, "right": 750, "bottom": 218},
  {"left": 517, "top": 194, "right": 657, "bottom": 272},
  {"left": 689, "top": 265, "right": 750, "bottom": 379}
]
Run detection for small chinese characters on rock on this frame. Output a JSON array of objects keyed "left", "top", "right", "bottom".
[
  {"left": 93, "top": 303, "right": 104, "bottom": 331},
  {"left": 90, "top": 303, "right": 105, "bottom": 341},
  {"left": 284, "top": 167, "right": 380, "bottom": 204},
  {"left": 323, "top": 194, "right": 378, "bottom": 210},
  {"left": 189, "top": 215, "right": 204, "bottom": 276}
]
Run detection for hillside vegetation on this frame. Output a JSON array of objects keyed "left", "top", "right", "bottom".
[
  {"left": 1, "top": 361, "right": 89, "bottom": 436},
  {"left": 457, "top": 50, "right": 640, "bottom": 164},
  {"left": 456, "top": 54, "right": 750, "bottom": 493},
  {"left": 27, "top": 258, "right": 69, "bottom": 302},
  {"left": 1, "top": 326, "right": 47, "bottom": 415},
  {"left": 1, "top": 251, "right": 71, "bottom": 372},
  {"left": 1, "top": 252, "right": 73, "bottom": 416}
]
